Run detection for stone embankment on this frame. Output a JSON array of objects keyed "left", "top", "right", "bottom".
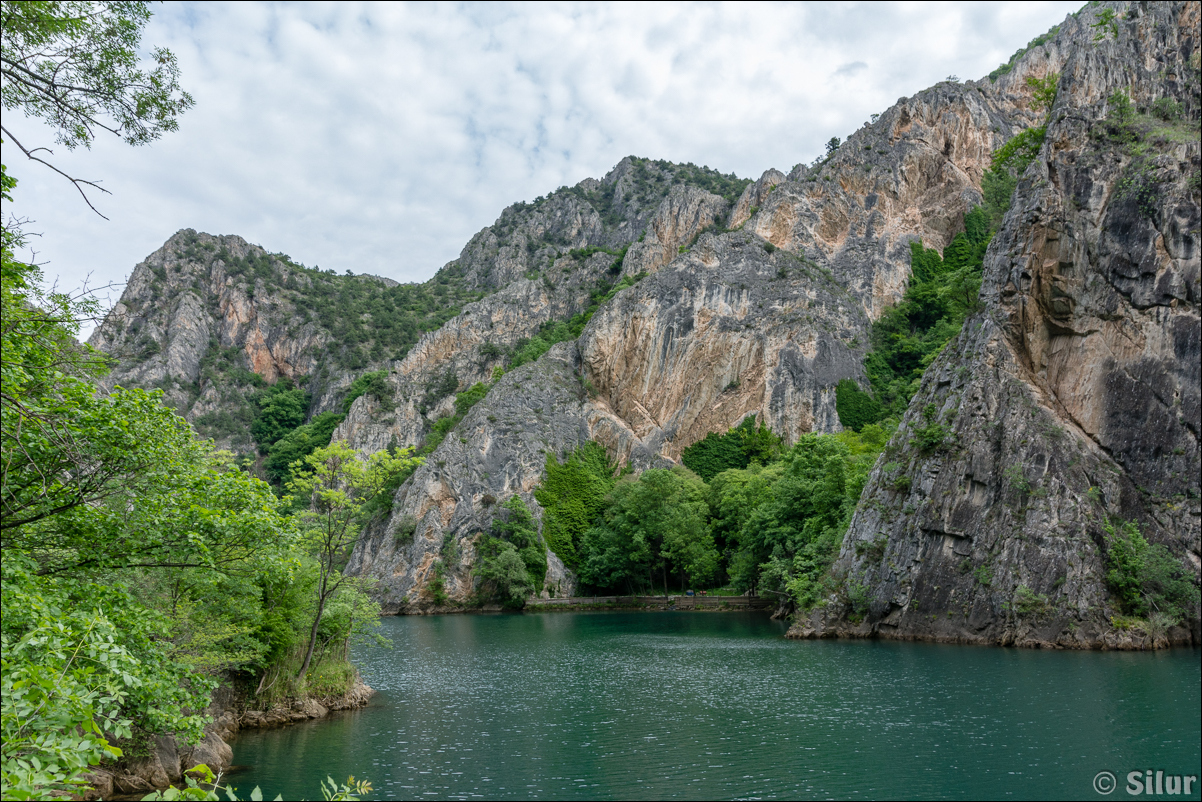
[
  {"left": 526, "top": 595, "right": 775, "bottom": 611},
  {"left": 82, "top": 680, "right": 374, "bottom": 800}
]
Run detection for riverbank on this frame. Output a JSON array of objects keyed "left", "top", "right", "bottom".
[
  {"left": 527, "top": 594, "right": 776, "bottom": 612},
  {"left": 82, "top": 678, "right": 374, "bottom": 799},
  {"left": 393, "top": 594, "right": 779, "bottom": 615},
  {"left": 787, "top": 608, "right": 1201, "bottom": 650}
]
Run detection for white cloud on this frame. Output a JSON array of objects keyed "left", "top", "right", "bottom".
[{"left": 2, "top": 0, "right": 1082, "bottom": 328}]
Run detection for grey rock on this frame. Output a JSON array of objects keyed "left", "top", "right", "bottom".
[{"left": 801, "top": 0, "right": 1201, "bottom": 647}]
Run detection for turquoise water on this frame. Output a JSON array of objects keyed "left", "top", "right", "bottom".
[{"left": 229, "top": 612, "right": 1201, "bottom": 800}]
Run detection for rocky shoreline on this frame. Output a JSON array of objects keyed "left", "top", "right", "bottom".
[
  {"left": 786, "top": 609, "right": 1201, "bottom": 650},
  {"left": 82, "top": 680, "right": 375, "bottom": 800}
]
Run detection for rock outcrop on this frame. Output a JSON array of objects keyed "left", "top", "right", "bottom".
[
  {"left": 794, "top": 1, "right": 1201, "bottom": 647},
  {"left": 348, "top": 235, "right": 874, "bottom": 605},
  {"left": 82, "top": 680, "right": 374, "bottom": 799},
  {"left": 87, "top": 230, "right": 401, "bottom": 451},
  {"left": 342, "top": 14, "right": 1078, "bottom": 608}
]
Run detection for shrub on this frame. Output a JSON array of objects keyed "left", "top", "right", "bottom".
[
  {"left": 846, "top": 579, "right": 870, "bottom": 618},
  {"left": 420, "top": 370, "right": 459, "bottom": 414},
  {"left": 1013, "top": 585, "right": 1051, "bottom": 620},
  {"left": 342, "top": 370, "right": 389, "bottom": 413},
  {"left": 393, "top": 515, "right": 417, "bottom": 544},
  {"left": 854, "top": 535, "right": 888, "bottom": 563},
  {"left": 991, "top": 126, "right": 1046, "bottom": 175},
  {"left": 913, "top": 422, "right": 951, "bottom": 455},
  {"left": 1107, "top": 88, "right": 1135, "bottom": 127},
  {"left": 835, "top": 379, "right": 883, "bottom": 431},
  {"left": 478, "top": 341, "right": 505, "bottom": 360},
  {"left": 1104, "top": 520, "right": 1199, "bottom": 623},
  {"left": 1150, "top": 97, "right": 1182, "bottom": 122}
]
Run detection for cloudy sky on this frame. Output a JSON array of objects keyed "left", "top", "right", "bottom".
[{"left": 4, "top": 0, "right": 1081, "bottom": 319}]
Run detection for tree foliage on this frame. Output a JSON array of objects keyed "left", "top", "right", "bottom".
[
  {"left": 1, "top": 7, "right": 382, "bottom": 796},
  {"left": 839, "top": 207, "right": 991, "bottom": 428},
  {"left": 681, "top": 416, "right": 781, "bottom": 480},
  {"left": 286, "top": 441, "right": 420, "bottom": 680},
  {"left": 834, "top": 379, "right": 882, "bottom": 433},
  {"left": 250, "top": 380, "right": 308, "bottom": 450},
  {"left": 1104, "top": 520, "right": 1199, "bottom": 623},
  {"left": 0, "top": 0, "right": 193, "bottom": 148},
  {"left": 579, "top": 467, "right": 715, "bottom": 593},
  {"left": 1, "top": 1, "right": 193, "bottom": 213},
  {"left": 534, "top": 441, "right": 617, "bottom": 567},
  {"left": 1, "top": 217, "right": 334, "bottom": 798},
  {"left": 550, "top": 424, "right": 888, "bottom": 600},
  {"left": 475, "top": 497, "right": 546, "bottom": 607}
]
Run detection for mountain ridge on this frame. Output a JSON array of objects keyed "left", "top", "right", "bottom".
[{"left": 89, "top": 1, "right": 1200, "bottom": 643}]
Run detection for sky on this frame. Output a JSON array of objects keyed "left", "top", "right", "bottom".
[{"left": 3, "top": 0, "right": 1082, "bottom": 324}]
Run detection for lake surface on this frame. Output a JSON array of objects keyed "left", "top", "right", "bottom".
[{"left": 230, "top": 612, "right": 1201, "bottom": 800}]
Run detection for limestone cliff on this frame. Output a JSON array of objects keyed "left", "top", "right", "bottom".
[
  {"left": 347, "top": 235, "right": 873, "bottom": 607},
  {"left": 332, "top": 159, "right": 744, "bottom": 456},
  {"left": 342, "top": 16, "right": 1074, "bottom": 607},
  {"left": 793, "top": 1, "right": 1201, "bottom": 647},
  {"left": 87, "top": 230, "right": 420, "bottom": 452},
  {"left": 91, "top": 2, "right": 1199, "bottom": 637}
]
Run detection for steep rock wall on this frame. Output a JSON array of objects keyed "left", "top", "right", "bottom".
[
  {"left": 344, "top": 21, "right": 1093, "bottom": 606},
  {"left": 795, "top": 1, "right": 1201, "bottom": 648},
  {"left": 87, "top": 231, "right": 371, "bottom": 450}
]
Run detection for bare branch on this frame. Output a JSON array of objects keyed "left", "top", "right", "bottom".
[{"left": 1, "top": 124, "right": 110, "bottom": 218}]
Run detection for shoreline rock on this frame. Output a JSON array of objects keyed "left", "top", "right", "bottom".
[
  {"left": 82, "top": 679, "right": 374, "bottom": 800},
  {"left": 785, "top": 608, "right": 1199, "bottom": 650}
]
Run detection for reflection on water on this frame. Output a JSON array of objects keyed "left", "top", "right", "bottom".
[{"left": 230, "top": 612, "right": 1201, "bottom": 801}]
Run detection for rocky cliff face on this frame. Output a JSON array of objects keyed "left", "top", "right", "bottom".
[
  {"left": 332, "top": 158, "right": 743, "bottom": 455},
  {"left": 87, "top": 230, "right": 389, "bottom": 451},
  {"left": 345, "top": 61, "right": 1063, "bottom": 606},
  {"left": 793, "top": 1, "right": 1201, "bottom": 647},
  {"left": 92, "top": 2, "right": 1198, "bottom": 635},
  {"left": 347, "top": 234, "right": 874, "bottom": 607}
]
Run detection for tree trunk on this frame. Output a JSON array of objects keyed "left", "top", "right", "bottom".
[
  {"left": 298, "top": 563, "right": 331, "bottom": 680},
  {"left": 297, "top": 595, "right": 326, "bottom": 681}
]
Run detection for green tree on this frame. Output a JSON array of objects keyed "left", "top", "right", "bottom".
[
  {"left": 1091, "top": 8, "right": 1119, "bottom": 42},
  {"left": 286, "top": 441, "right": 421, "bottom": 680},
  {"left": 534, "top": 441, "right": 616, "bottom": 566},
  {"left": 1, "top": 556, "right": 213, "bottom": 800},
  {"left": 1025, "top": 72, "right": 1060, "bottom": 113},
  {"left": 476, "top": 496, "right": 546, "bottom": 606},
  {"left": 265, "top": 411, "right": 344, "bottom": 484},
  {"left": 835, "top": 379, "right": 882, "bottom": 432},
  {"left": 579, "top": 468, "right": 714, "bottom": 593},
  {"left": 341, "top": 369, "right": 389, "bottom": 413},
  {"left": 1104, "top": 520, "right": 1199, "bottom": 622},
  {"left": 251, "top": 381, "right": 308, "bottom": 449},
  {"left": 681, "top": 417, "right": 780, "bottom": 481}
]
